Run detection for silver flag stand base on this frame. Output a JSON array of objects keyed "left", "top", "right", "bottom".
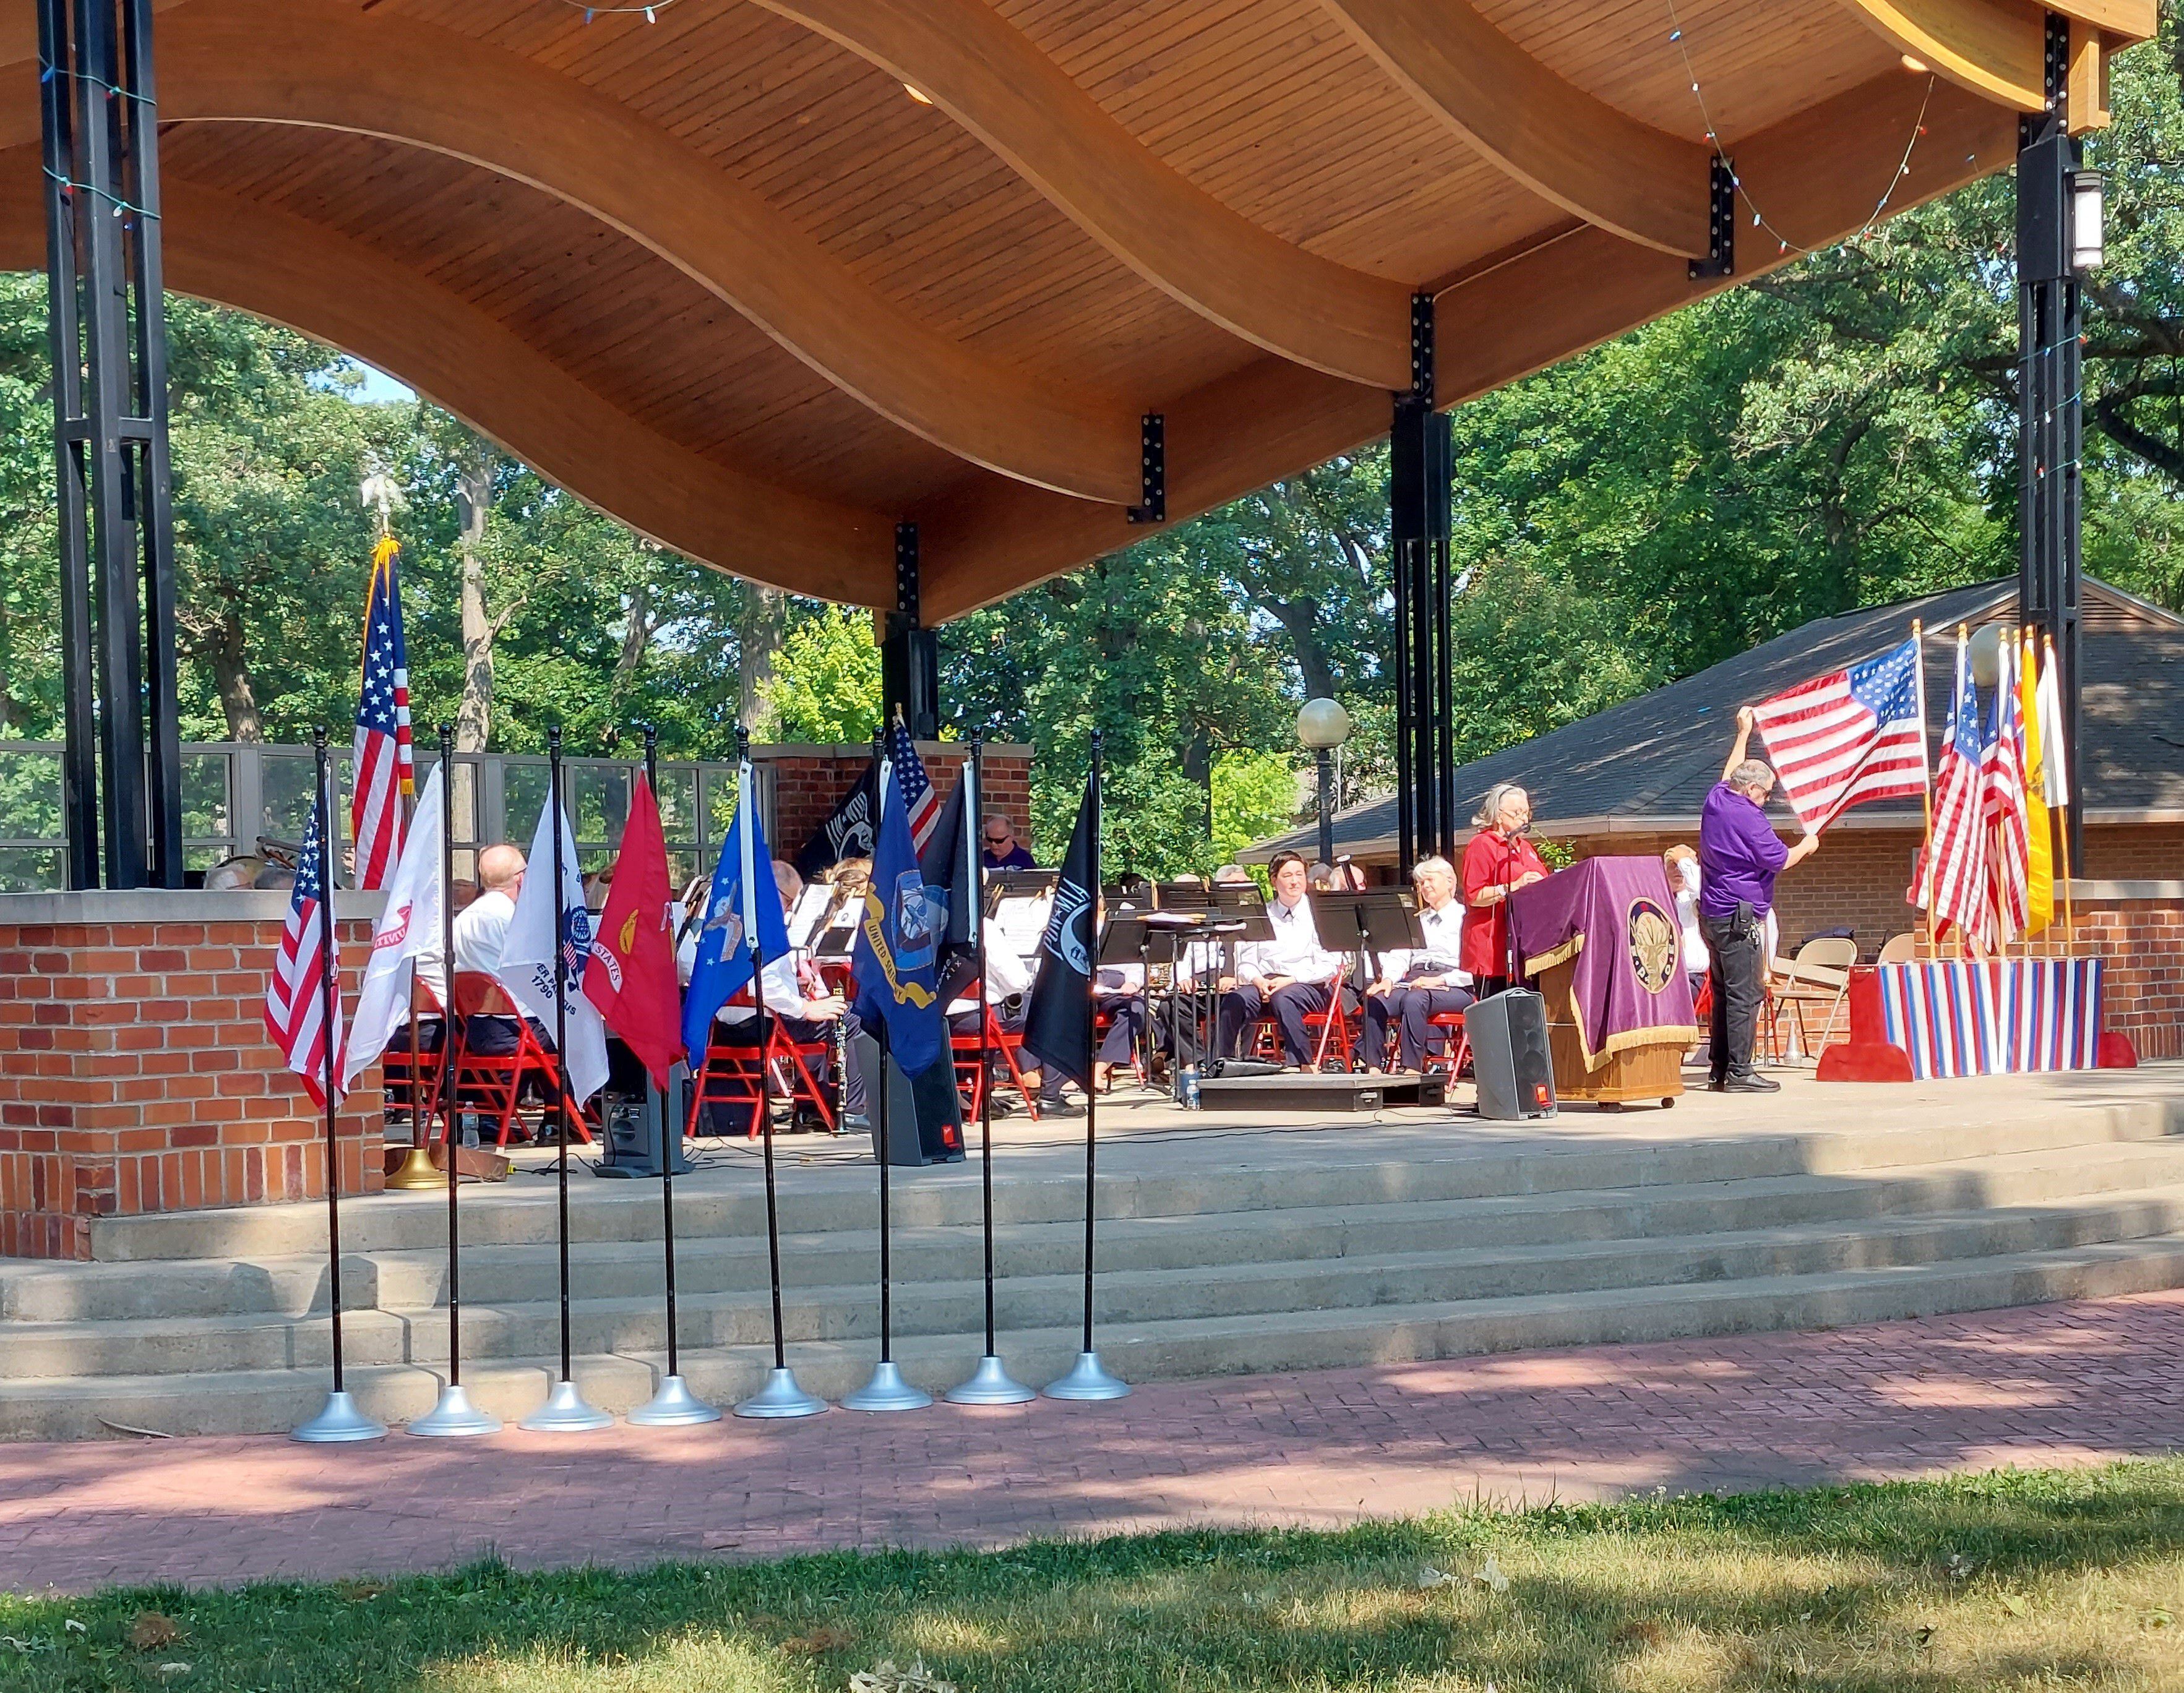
[
  {"left": 292, "top": 1389, "right": 389, "bottom": 1443},
  {"left": 734, "top": 1366, "right": 828, "bottom": 1420},
  {"left": 519, "top": 1378, "right": 616, "bottom": 1432},
  {"left": 1044, "top": 1351, "right": 1131, "bottom": 1400},
  {"left": 946, "top": 1354, "right": 1038, "bottom": 1405},
  {"left": 627, "top": 1373, "right": 723, "bottom": 1426},
  {"left": 840, "top": 1359, "right": 932, "bottom": 1412},
  {"left": 408, "top": 1382, "right": 502, "bottom": 1438}
]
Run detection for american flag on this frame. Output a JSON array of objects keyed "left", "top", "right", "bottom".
[
  {"left": 1981, "top": 633, "right": 2029, "bottom": 945},
  {"left": 885, "top": 714, "right": 942, "bottom": 851},
  {"left": 1911, "top": 630, "right": 1987, "bottom": 941},
  {"left": 1748, "top": 633, "right": 1927, "bottom": 833},
  {"left": 264, "top": 782, "right": 346, "bottom": 1108},
  {"left": 351, "top": 536, "right": 414, "bottom": 891}
]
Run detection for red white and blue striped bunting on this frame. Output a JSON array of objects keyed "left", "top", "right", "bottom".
[{"left": 1876, "top": 958, "right": 2103, "bottom": 1079}]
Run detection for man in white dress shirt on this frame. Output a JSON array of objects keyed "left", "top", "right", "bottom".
[
  {"left": 1362, "top": 854, "right": 1474, "bottom": 1072},
  {"left": 450, "top": 842, "right": 540, "bottom": 1055},
  {"left": 1216, "top": 852, "right": 1346, "bottom": 1066}
]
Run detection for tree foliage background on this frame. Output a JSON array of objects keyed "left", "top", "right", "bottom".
[{"left": 6, "top": 24, "right": 2184, "bottom": 877}]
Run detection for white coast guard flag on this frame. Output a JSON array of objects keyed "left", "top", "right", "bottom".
[
  {"left": 341, "top": 762, "right": 447, "bottom": 1093},
  {"left": 496, "top": 792, "right": 610, "bottom": 1104}
]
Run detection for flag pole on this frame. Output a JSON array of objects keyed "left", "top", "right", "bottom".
[
  {"left": 1912, "top": 620, "right": 1936, "bottom": 958},
  {"left": 1047, "top": 729, "right": 1129, "bottom": 1400},
  {"left": 2045, "top": 633, "right": 2075, "bottom": 956},
  {"left": 411, "top": 725, "right": 500, "bottom": 1436},
  {"left": 522, "top": 726, "right": 613, "bottom": 1431},
  {"left": 845, "top": 723, "right": 931, "bottom": 1412},
  {"left": 950, "top": 731, "right": 1035, "bottom": 1404},
  {"left": 293, "top": 727, "right": 385, "bottom": 1442},
  {"left": 733, "top": 724, "right": 825, "bottom": 1419},
  {"left": 633, "top": 725, "right": 724, "bottom": 1425}
]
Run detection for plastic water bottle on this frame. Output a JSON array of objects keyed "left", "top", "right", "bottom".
[{"left": 1180, "top": 1062, "right": 1201, "bottom": 1110}]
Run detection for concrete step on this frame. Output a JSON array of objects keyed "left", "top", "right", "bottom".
[
  {"left": 7, "top": 1226, "right": 2182, "bottom": 1440},
  {"left": 79, "top": 1089, "right": 2184, "bottom": 1264},
  {"left": 22, "top": 1133, "right": 2184, "bottom": 1321},
  {"left": 10, "top": 1186, "right": 2183, "bottom": 1381}
]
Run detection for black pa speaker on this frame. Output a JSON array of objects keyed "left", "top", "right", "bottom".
[
  {"left": 1464, "top": 989, "right": 1556, "bottom": 1120},
  {"left": 851, "top": 1030, "right": 966, "bottom": 1166}
]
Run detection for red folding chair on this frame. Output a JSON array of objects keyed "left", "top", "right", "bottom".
[
  {"left": 446, "top": 971, "right": 598, "bottom": 1148},
  {"left": 1247, "top": 974, "right": 1354, "bottom": 1069},
  {"left": 688, "top": 1013, "right": 839, "bottom": 1140},
  {"left": 953, "top": 1005, "right": 1040, "bottom": 1120},
  {"left": 1424, "top": 1009, "right": 1472, "bottom": 1079},
  {"left": 380, "top": 979, "right": 449, "bottom": 1139}
]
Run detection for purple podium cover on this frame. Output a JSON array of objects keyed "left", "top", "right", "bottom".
[{"left": 1508, "top": 857, "right": 1698, "bottom": 1069}]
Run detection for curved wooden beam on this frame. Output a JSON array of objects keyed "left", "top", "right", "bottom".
[
  {"left": 917, "top": 75, "right": 2019, "bottom": 620},
  {"left": 0, "top": 144, "right": 897, "bottom": 605},
  {"left": 748, "top": 0, "right": 1411, "bottom": 392},
  {"left": 77, "top": 0, "right": 1144, "bottom": 505},
  {"left": 1833, "top": 0, "right": 2049, "bottom": 109},
  {"left": 1315, "top": 0, "right": 1711, "bottom": 257}
]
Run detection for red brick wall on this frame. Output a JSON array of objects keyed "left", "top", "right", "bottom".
[
  {"left": 2066, "top": 888, "right": 2184, "bottom": 1062},
  {"left": 0, "top": 894, "right": 385, "bottom": 1260},
  {"left": 756, "top": 743, "right": 1033, "bottom": 862}
]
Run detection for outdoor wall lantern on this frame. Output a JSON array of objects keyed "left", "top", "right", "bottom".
[{"left": 2071, "top": 167, "right": 2105, "bottom": 272}]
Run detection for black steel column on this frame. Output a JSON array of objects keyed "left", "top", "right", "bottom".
[
  {"left": 882, "top": 521, "right": 940, "bottom": 740},
  {"left": 1390, "top": 293, "right": 1453, "bottom": 874},
  {"left": 2019, "top": 11, "right": 2083, "bottom": 867},
  {"left": 38, "top": 0, "right": 183, "bottom": 888}
]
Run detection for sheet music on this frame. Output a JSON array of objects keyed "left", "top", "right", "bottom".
[
  {"left": 786, "top": 881, "right": 836, "bottom": 948},
  {"left": 991, "top": 893, "right": 1053, "bottom": 959}
]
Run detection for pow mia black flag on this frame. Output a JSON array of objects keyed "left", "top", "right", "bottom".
[
  {"left": 794, "top": 764, "right": 877, "bottom": 879},
  {"left": 1021, "top": 766, "right": 1097, "bottom": 1089}
]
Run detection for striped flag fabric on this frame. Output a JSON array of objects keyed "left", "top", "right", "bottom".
[
  {"left": 1911, "top": 628, "right": 1986, "bottom": 941},
  {"left": 1980, "top": 632, "right": 2030, "bottom": 946},
  {"left": 263, "top": 781, "right": 346, "bottom": 1107},
  {"left": 1747, "top": 633, "right": 1927, "bottom": 833},
  {"left": 885, "top": 713, "right": 942, "bottom": 851},
  {"left": 351, "top": 536, "right": 415, "bottom": 891},
  {"left": 1878, "top": 958, "right": 2102, "bottom": 1078}
]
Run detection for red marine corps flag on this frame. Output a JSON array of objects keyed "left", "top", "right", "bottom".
[{"left": 583, "top": 774, "right": 684, "bottom": 1089}]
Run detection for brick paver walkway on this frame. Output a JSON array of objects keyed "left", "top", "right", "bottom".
[{"left": 3, "top": 1289, "right": 2181, "bottom": 1593}]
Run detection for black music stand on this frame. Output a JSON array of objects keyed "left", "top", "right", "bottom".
[{"left": 988, "top": 868, "right": 1059, "bottom": 903}]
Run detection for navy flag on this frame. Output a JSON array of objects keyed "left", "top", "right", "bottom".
[
  {"left": 1021, "top": 770, "right": 1096, "bottom": 1089},
  {"left": 849, "top": 759, "right": 946, "bottom": 1076},
  {"left": 919, "top": 757, "right": 979, "bottom": 1005}
]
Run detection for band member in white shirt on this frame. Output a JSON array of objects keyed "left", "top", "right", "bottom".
[
  {"left": 1362, "top": 854, "right": 1474, "bottom": 1072},
  {"left": 1215, "top": 851, "right": 1346, "bottom": 1066},
  {"left": 450, "top": 842, "right": 544, "bottom": 1056}
]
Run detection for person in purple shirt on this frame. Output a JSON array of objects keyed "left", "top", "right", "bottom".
[
  {"left": 1697, "top": 708, "right": 1821, "bottom": 1094},
  {"left": 979, "top": 812, "right": 1037, "bottom": 871}
]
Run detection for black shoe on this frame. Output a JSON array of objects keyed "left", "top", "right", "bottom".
[
  {"left": 1041, "top": 1096, "right": 1086, "bottom": 1118},
  {"left": 1724, "top": 1072, "right": 1781, "bottom": 1094},
  {"left": 844, "top": 1113, "right": 872, "bottom": 1133}
]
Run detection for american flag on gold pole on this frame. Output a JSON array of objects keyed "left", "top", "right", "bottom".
[{"left": 351, "top": 535, "right": 415, "bottom": 891}]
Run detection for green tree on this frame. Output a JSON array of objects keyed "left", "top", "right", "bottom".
[
  {"left": 760, "top": 603, "right": 882, "bottom": 745},
  {"left": 1210, "top": 752, "right": 1301, "bottom": 867}
]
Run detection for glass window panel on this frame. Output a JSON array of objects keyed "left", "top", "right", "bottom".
[
  {"left": 0, "top": 847, "right": 62, "bottom": 892},
  {"left": 181, "top": 752, "right": 231, "bottom": 849},
  {"left": 567, "top": 763, "right": 630, "bottom": 852},
  {"left": 259, "top": 752, "right": 354, "bottom": 847},
  {"left": 501, "top": 761, "right": 549, "bottom": 840},
  {"left": 0, "top": 747, "right": 63, "bottom": 846}
]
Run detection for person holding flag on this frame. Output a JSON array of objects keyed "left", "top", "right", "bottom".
[{"left": 351, "top": 534, "right": 415, "bottom": 891}]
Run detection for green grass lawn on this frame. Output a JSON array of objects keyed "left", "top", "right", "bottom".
[{"left": 2, "top": 1461, "right": 2180, "bottom": 1692}]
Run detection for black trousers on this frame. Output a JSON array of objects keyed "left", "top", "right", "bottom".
[
  {"left": 1363, "top": 984, "right": 1475, "bottom": 1072},
  {"left": 460, "top": 1014, "right": 548, "bottom": 1056},
  {"left": 1700, "top": 907, "right": 1765, "bottom": 1083},
  {"left": 1216, "top": 980, "right": 1339, "bottom": 1065}
]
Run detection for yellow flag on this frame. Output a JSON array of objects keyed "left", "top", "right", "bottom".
[{"left": 2019, "top": 627, "right": 2054, "bottom": 933}]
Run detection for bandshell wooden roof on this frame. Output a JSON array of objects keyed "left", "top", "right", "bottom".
[{"left": 0, "top": 0, "right": 2152, "bottom": 618}]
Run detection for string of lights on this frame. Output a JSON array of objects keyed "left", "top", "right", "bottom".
[
  {"left": 40, "top": 165, "right": 158, "bottom": 221},
  {"left": 1662, "top": 0, "right": 1938, "bottom": 259},
  {"left": 37, "top": 60, "right": 155, "bottom": 106}
]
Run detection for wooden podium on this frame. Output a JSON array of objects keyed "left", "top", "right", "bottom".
[
  {"left": 1509, "top": 855, "right": 1696, "bottom": 1112},
  {"left": 1535, "top": 956, "right": 1685, "bottom": 1108}
]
